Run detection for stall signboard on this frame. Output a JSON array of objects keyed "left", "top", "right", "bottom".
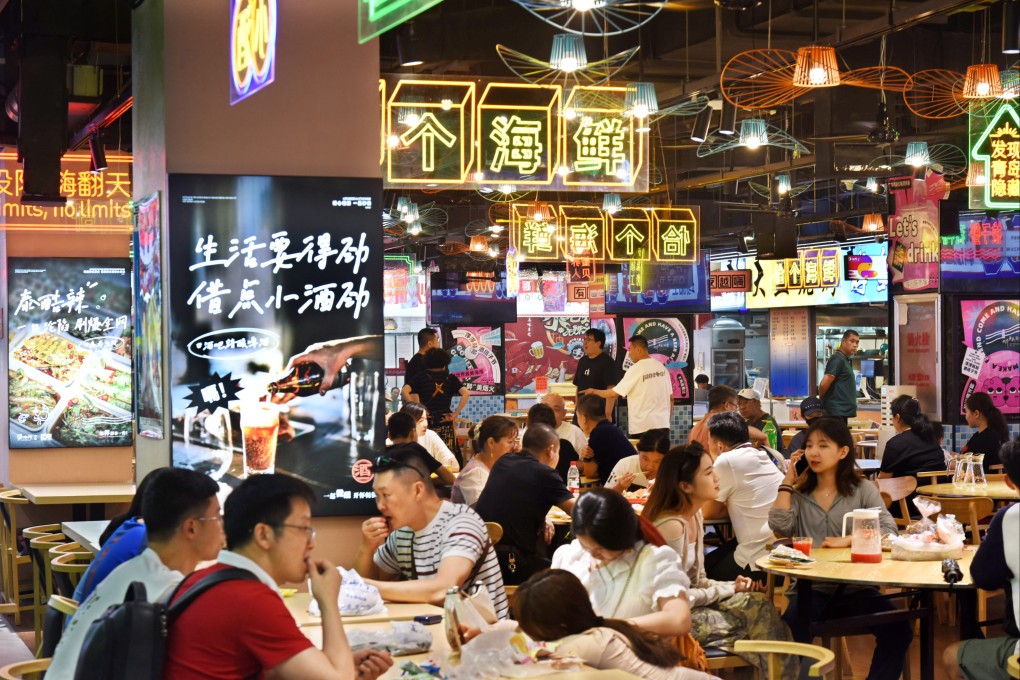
[
  {"left": 970, "top": 102, "right": 1020, "bottom": 210},
  {"left": 710, "top": 257, "right": 752, "bottom": 311},
  {"left": 770, "top": 307, "right": 813, "bottom": 398},
  {"left": 887, "top": 174, "right": 942, "bottom": 294},
  {"left": 958, "top": 299, "right": 1019, "bottom": 417},
  {"left": 8, "top": 258, "right": 133, "bottom": 448},
  {"left": 230, "top": 0, "right": 276, "bottom": 105},
  {"left": 358, "top": 0, "right": 444, "bottom": 44},
  {"left": 896, "top": 298, "right": 939, "bottom": 417},
  {"left": 710, "top": 269, "right": 752, "bottom": 293},
  {"left": 940, "top": 209, "right": 1020, "bottom": 293},
  {"left": 134, "top": 193, "right": 164, "bottom": 439},
  {"left": 621, "top": 317, "right": 691, "bottom": 400},
  {"left": 605, "top": 254, "right": 711, "bottom": 314},
  {"left": 449, "top": 327, "right": 502, "bottom": 395},
  {"left": 168, "top": 174, "right": 384, "bottom": 517},
  {"left": 384, "top": 77, "right": 648, "bottom": 192},
  {"left": 504, "top": 316, "right": 615, "bottom": 393}
]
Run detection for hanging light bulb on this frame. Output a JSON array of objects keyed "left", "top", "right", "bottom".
[
  {"left": 624, "top": 82, "right": 659, "bottom": 119},
  {"left": 775, "top": 174, "right": 791, "bottom": 196},
  {"left": 603, "top": 193, "right": 622, "bottom": 214},
  {"left": 408, "top": 220, "right": 422, "bottom": 236},
  {"left": 963, "top": 64, "right": 1004, "bottom": 98},
  {"left": 792, "top": 46, "right": 841, "bottom": 87},
  {"left": 739, "top": 119, "right": 769, "bottom": 149},
  {"left": 550, "top": 34, "right": 588, "bottom": 73},
  {"left": 866, "top": 177, "right": 879, "bottom": 193},
  {"left": 967, "top": 163, "right": 987, "bottom": 187},
  {"left": 861, "top": 213, "right": 884, "bottom": 232},
  {"left": 905, "top": 141, "right": 930, "bottom": 168},
  {"left": 470, "top": 235, "right": 488, "bottom": 252},
  {"left": 1000, "top": 69, "right": 1020, "bottom": 98}
]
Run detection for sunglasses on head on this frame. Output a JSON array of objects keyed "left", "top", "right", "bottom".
[{"left": 370, "top": 455, "right": 426, "bottom": 478}]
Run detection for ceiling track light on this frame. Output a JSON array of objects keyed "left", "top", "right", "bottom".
[
  {"left": 89, "top": 132, "right": 107, "bottom": 174},
  {"left": 719, "top": 99, "right": 737, "bottom": 135},
  {"left": 690, "top": 106, "right": 712, "bottom": 143}
]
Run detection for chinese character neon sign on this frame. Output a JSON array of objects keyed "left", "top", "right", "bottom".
[
  {"left": 388, "top": 80, "right": 475, "bottom": 184},
  {"left": 971, "top": 103, "right": 1020, "bottom": 209},
  {"left": 230, "top": 0, "right": 276, "bottom": 105}
]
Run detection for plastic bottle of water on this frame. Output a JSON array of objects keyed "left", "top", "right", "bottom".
[{"left": 567, "top": 461, "right": 580, "bottom": 498}]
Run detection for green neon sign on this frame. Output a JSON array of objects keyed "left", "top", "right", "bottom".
[
  {"left": 359, "top": 0, "right": 444, "bottom": 44},
  {"left": 970, "top": 103, "right": 1020, "bottom": 210}
]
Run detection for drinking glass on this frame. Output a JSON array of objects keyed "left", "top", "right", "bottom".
[
  {"left": 349, "top": 369, "right": 380, "bottom": 443},
  {"left": 241, "top": 401, "right": 280, "bottom": 476},
  {"left": 792, "top": 536, "right": 812, "bottom": 557}
]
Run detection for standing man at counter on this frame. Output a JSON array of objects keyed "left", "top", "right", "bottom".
[
  {"left": 583, "top": 334, "right": 672, "bottom": 441},
  {"left": 401, "top": 327, "right": 439, "bottom": 404},
  {"left": 819, "top": 329, "right": 859, "bottom": 423},
  {"left": 572, "top": 328, "right": 619, "bottom": 422}
]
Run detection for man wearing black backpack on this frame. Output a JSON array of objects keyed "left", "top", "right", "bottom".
[
  {"left": 162, "top": 474, "right": 392, "bottom": 680},
  {"left": 49, "top": 468, "right": 226, "bottom": 678}
]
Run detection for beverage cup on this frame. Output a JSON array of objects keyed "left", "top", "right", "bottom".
[
  {"left": 792, "top": 537, "right": 812, "bottom": 557},
  {"left": 241, "top": 401, "right": 280, "bottom": 475},
  {"left": 349, "top": 370, "right": 380, "bottom": 443},
  {"left": 530, "top": 341, "right": 544, "bottom": 359}
]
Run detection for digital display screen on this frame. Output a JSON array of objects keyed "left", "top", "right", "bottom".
[
  {"left": 940, "top": 210, "right": 1020, "bottom": 293},
  {"left": 8, "top": 258, "right": 134, "bottom": 448},
  {"left": 605, "top": 255, "right": 710, "bottom": 314},
  {"left": 428, "top": 271, "right": 518, "bottom": 326}
]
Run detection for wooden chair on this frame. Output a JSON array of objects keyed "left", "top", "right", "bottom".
[
  {"left": 875, "top": 477, "right": 917, "bottom": 530},
  {"left": 50, "top": 545, "right": 92, "bottom": 598},
  {"left": 916, "top": 469, "right": 952, "bottom": 484},
  {"left": 0, "top": 489, "right": 33, "bottom": 625},
  {"left": 0, "top": 659, "right": 50, "bottom": 680},
  {"left": 484, "top": 522, "right": 503, "bottom": 545},
  {"left": 25, "top": 528, "right": 64, "bottom": 642},
  {"left": 733, "top": 640, "right": 836, "bottom": 679},
  {"left": 38, "top": 594, "right": 78, "bottom": 658},
  {"left": 1007, "top": 653, "right": 1018, "bottom": 679}
]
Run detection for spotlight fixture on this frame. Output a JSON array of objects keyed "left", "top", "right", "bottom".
[
  {"left": 719, "top": 99, "right": 738, "bottom": 135},
  {"left": 962, "top": 64, "right": 1004, "bottom": 99},
  {"left": 905, "top": 141, "right": 930, "bottom": 168},
  {"left": 792, "top": 46, "right": 841, "bottom": 88},
  {"left": 1004, "top": 0, "right": 1019, "bottom": 55},
  {"left": 550, "top": 34, "right": 588, "bottom": 73},
  {"left": 89, "top": 132, "right": 107, "bottom": 174},
  {"left": 738, "top": 119, "right": 769, "bottom": 149},
  {"left": 690, "top": 107, "right": 712, "bottom": 143},
  {"left": 397, "top": 22, "right": 424, "bottom": 68},
  {"left": 602, "top": 193, "right": 622, "bottom": 214},
  {"left": 625, "top": 82, "right": 658, "bottom": 119}
]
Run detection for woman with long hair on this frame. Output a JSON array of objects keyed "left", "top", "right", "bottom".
[
  {"left": 769, "top": 417, "right": 908, "bottom": 680},
  {"left": 878, "top": 395, "right": 944, "bottom": 485},
  {"left": 450, "top": 415, "right": 518, "bottom": 507},
  {"left": 398, "top": 402, "right": 459, "bottom": 472},
  {"left": 963, "top": 392, "right": 1010, "bottom": 471},
  {"left": 642, "top": 443, "right": 794, "bottom": 677},
  {"left": 514, "top": 570, "right": 718, "bottom": 679}
]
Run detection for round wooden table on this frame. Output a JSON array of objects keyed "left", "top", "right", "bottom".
[{"left": 915, "top": 480, "right": 1019, "bottom": 501}]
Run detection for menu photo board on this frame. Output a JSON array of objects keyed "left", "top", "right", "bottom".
[
  {"left": 770, "top": 307, "right": 813, "bottom": 398},
  {"left": 8, "top": 258, "right": 134, "bottom": 448}
]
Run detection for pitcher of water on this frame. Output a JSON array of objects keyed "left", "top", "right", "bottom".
[
  {"left": 953, "top": 453, "right": 971, "bottom": 487},
  {"left": 969, "top": 454, "right": 987, "bottom": 488}
]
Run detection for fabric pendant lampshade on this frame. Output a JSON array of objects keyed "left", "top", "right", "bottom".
[
  {"left": 962, "top": 64, "right": 1004, "bottom": 98},
  {"left": 792, "top": 46, "right": 841, "bottom": 87}
]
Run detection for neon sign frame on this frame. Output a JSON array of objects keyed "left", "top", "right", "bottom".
[{"left": 230, "top": 0, "right": 277, "bottom": 105}]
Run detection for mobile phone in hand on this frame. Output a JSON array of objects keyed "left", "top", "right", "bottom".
[{"left": 795, "top": 456, "right": 808, "bottom": 477}]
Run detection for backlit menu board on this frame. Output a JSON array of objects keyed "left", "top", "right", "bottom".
[{"left": 8, "top": 258, "right": 133, "bottom": 448}]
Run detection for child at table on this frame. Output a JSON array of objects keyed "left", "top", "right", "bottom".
[
  {"left": 769, "top": 417, "right": 907, "bottom": 680},
  {"left": 943, "top": 436, "right": 1020, "bottom": 680},
  {"left": 514, "top": 569, "right": 720, "bottom": 680}
]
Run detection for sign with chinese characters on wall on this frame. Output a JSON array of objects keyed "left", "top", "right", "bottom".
[
  {"left": 940, "top": 209, "right": 1019, "bottom": 293},
  {"left": 383, "top": 77, "right": 648, "bottom": 192},
  {"left": 168, "top": 175, "right": 384, "bottom": 517},
  {"left": 510, "top": 202, "right": 699, "bottom": 263},
  {"left": 970, "top": 103, "right": 1020, "bottom": 210},
  {"left": 0, "top": 152, "right": 132, "bottom": 230},
  {"left": 8, "top": 258, "right": 134, "bottom": 449},
  {"left": 230, "top": 0, "right": 276, "bottom": 104},
  {"left": 710, "top": 269, "right": 753, "bottom": 293}
]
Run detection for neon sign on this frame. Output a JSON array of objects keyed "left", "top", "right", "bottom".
[
  {"left": 358, "top": 0, "right": 445, "bottom": 44},
  {"left": 971, "top": 103, "right": 1020, "bottom": 209},
  {"left": 230, "top": 0, "right": 276, "bottom": 105}
]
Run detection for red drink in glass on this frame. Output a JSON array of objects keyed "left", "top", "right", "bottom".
[{"left": 792, "top": 538, "right": 812, "bottom": 557}]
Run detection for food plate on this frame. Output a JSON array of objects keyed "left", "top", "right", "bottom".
[
  {"left": 8, "top": 368, "right": 61, "bottom": 432},
  {"left": 767, "top": 556, "right": 815, "bottom": 568}
]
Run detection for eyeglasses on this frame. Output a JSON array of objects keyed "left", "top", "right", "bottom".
[
  {"left": 275, "top": 523, "right": 317, "bottom": 541},
  {"left": 370, "top": 455, "right": 426, "bottom": 478}
]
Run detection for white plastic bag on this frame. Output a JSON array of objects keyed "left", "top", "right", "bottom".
[
  {"left": 306, "top": 567, "right": 386, "bottom": 617},
  {"left": 347, "top": 621, "right": 432, "bottom": 656}
]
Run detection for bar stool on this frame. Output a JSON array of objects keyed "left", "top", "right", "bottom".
[
  {"left": 50, "top": 545, "right": 93, "bottom": 598},
  {"left": 0, "top": 490, "right": 34, "bottom": 625},
  {"left": 25, "top": 528, "right": 64, "bottom": 643}
]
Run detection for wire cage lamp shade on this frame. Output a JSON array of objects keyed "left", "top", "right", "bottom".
[
  {"left": 792, "top": 46, "right": 841, "bottom": 87},
  {"left": 1000, "top": 69, "right": 1020, "bottom": 98},
  {"left": 739, "top": 118, "right": 769, "bottom": 149},
  {"left": 602, "top": 193, "right": 622, "bottom": 214},
  {"left": 775, "top": 173, "right": 791, "bottom": 195},
  {"left": 550, "top": 34, "right": 588, "bottom": 72},
  {"left": 862, "top": 213, "right": 885, "bottom": 232},
  {"left": 625, "top": 82, "right": 659, "bottom": 118},
  {"left": 866, "top": 177, "right": 879, "bottom": 193},
  {"left": 963, "top": 64, "right": 1004, "bottom": 98},
  {"left": 905, "top": 141, "right": 930, "bottom": 167},
  {"left": 967, "top": 163, "right": 987, "bottom": 187}
]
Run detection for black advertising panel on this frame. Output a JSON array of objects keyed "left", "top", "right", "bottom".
[
  {"left": 168, "top": 174, "right": 384, "bottom": 517},
  {"left": 8, "top": 258, "right": 134, "bottom": 448}
]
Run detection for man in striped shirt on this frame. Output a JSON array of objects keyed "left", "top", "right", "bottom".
[{"left": 354, "top": 450, "right": 509, "bottom": 619}]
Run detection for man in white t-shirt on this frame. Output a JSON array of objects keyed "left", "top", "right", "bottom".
[
  {"left": 354, "top": 450, "right": 509, "bottom": 619},
  {"left": 542, "top": 393, "right": 587, "bottom": 454},
  {"left": 582, "top": 334, "right": 672, "bottom": 439},
  {"left": 48, "top": 468, "right": 226, "bottom": 678},
  {"left": 702, "top": 411, "right": 784, "bottom": 584}
]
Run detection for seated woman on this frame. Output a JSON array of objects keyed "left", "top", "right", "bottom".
[
  {"left": 399, "top": 402, "right": 460, "bottom": 472},
  {"left": 551, "top": 489, "right": 692, "bottom": 639},
  {"left": 962, "top": 391, "right": 1010, "bottom": 471},
  {"left": 879, "top": 395, "right": 944, "bottom": 515},
  {"left": 386, "top": 412, "right": 456, "bottom": 487},
  {"left": 769, "top": 417, "right": 909, "bottom": 680},
  {"left": 526, "top": 403, "right": 578, "bottom": 484},
  {"left": 514, "top": 570, "right": 718, "bottom": 680},
  {"left": 642, "top": 443, "right": 795, "bottom": 678},
  {"left": 451, "top": 415, "right": 518, "bottom": 507}
]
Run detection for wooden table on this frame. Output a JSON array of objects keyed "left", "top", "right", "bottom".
[
  {"left": 915, "top": 481, "right": 1019, "bottom": 501},
  {"left": 854, "top": 459, "right": 880, "bottom": 477},
  {"left": 855, "top": 440, "right": 878, "bottom": 459},
  {"left": 284, "top": 592, "right": 443, "bottom": 627},
  {"left": 757, "top": 547, "right": 977, "bottom": 680},
  {"left": 15, "top": 483, "right": 135, "bottom": 521},
  {"left": 60, "top": 520, "right": 109, "bottom": 554}
]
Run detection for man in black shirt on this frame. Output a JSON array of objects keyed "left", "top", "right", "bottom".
[
  {"left": 574, "top": 394, "right": 635, "bottom": 487},
  {"left": 476, "top": 424, "right": 575, "bottom": 584},
  {"left": 572, "top": 328, "right": 619, "bottom": 422},
  {"left": 401, "top": 327, "right": 439, "bottom": 404}
]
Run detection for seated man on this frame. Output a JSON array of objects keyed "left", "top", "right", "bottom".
[
  {"left": 48, "top": 468, "right": 225, "bottom": 678},
  {"left": 354, "top": 450, "right": 509, "bottom": 619},
  {"left": 694, "top": 373, "right": 711, "bottom": 402},
  {"left": 606, "top": 430, "right": 669, "bottom": 493},
  {"left": 476, "top": 424, "right": 575, "bottom": 584},
  {"left": 574, "top": 394, "right": 636, "bottom": 487},
  {"left": 542, "top": 393, "right": 587, "bottom": 482},
  {"left": 688, "top": 384, "right": 738, "bottom": 449},
  {"left": 944, "top": 437, "right": 1020, "bottom": 680},
  {"left": 386, "top": 412, "right": 456, "bottom": 486},
  {"left": 737, "top": 388, "right": 779, "bottom": 436},
  {"left": 785, "top": 396, "right": 825, "bottom": 458},
  {"left": 703, "top": 411, "right": 784, "bottom": 583},
  {"left": 527, "top": 402, "right": 578, "bottom": 484},
  {"left": 164, "top": 474, "right": 391, "bottom": 680}
]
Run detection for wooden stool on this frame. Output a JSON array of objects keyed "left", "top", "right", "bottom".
[{"left": 0, "top": 490, "right": 33, "bottom": 625}]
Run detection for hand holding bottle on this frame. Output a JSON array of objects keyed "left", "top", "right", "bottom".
[{"left": 275, "top": 335, "right": 382, "bottom": 402}]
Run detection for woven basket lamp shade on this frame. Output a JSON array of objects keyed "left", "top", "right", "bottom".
[
  {"left": 469, "top": 235, "right": 489, "bottom": 252},
  {"left": 862, "top": 213, "right": 884, "bottom": 232},
  {"left": 962, "top": 64, "right": 1004, "bottom": 98},
  {"left": 967, "top": 164, "right": 987, "bottom": 187},
  {"left": 792, "top": 46, "right": 841, "bottom": 87}
]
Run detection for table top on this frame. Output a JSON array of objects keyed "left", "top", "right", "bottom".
[
  {"left": 915, "top": 481, "right": 1019, "bottom": 500},
  {"left": 15, "top": 483, "right": 136, "bottom": 505},
  {"left": 284, "top": 592, "right": 444, "bottom": 627},
  {"left": 755, "top": 547, "right": 977, "bottom": 590},
  {"left": 854, "top": 459, "right": 880, "bottom": 475},
  {"left": 61, "top": 520, "right": 109, "bottom": 554}
]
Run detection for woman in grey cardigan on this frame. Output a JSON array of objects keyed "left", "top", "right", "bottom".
[{"left": 769, "top": 417, "right": 908, "bottom": 680}]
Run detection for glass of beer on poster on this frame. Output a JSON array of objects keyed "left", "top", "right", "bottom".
[{"left": 242, "top": 400, "right": 280, "bottom": 475}]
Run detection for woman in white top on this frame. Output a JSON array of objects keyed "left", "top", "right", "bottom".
[
  {"left": 551, "top": 489, "right": 692, "bottom": 638},
  {"left": 514, "top": 570, "right": 718, "bottom": 680},
  {"left": 450, "top": 415, "right": 518, "bottom": 507},
  {"left": 399, "top": 403, "right": 459, "bottom": 471},
  {"left": 642, "top": 443, "right": 794, "bottom": 677}
]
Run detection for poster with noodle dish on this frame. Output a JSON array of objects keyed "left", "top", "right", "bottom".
[{"left": 8, "top": 258, "right": 134, "bottom": 448}]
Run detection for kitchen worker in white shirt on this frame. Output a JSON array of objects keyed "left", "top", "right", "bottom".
[{"left": 582, "top": 334, "right": 672, "bottom": 441}]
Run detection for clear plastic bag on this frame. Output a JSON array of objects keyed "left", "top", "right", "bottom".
[
  {"left": 891, "top": 498, "right": 965, "bottom": 561},
  {"left": 347, "top": 621, "right": 433, "bottom": 656},
  {"left": 306, "top": 567, "right": 385, "bottom": 618}
]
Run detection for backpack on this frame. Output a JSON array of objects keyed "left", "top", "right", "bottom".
[{"left": 73, "top": 566, "right": 258, "bottom": 680}]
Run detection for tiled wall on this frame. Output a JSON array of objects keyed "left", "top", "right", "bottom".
[
  {"left": 452, "top": 395, "right": 505, "bottom": 425},
  {"left": 618, "top": 403, "right": 693, "bottom": 446},
  {"left": 950, "top": 423, "right": 1020, "bottom": 452}
]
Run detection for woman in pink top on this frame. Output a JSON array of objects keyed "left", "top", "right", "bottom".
[{"left": 451, "top": 415, "right": 518, "bottom": 507}]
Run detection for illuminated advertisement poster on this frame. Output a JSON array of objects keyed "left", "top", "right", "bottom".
[
  {"left": 958, "top": 299, "right": 1020, "bottom": 418},
  {"left": 621, "top": 317, "right": 691, "bottom": 400},
  {"left": 770, "top": 308, "right": 812, "bottom": 398},
  {"left": 887, "top": 174, "right": 944, "bottom": 294},
  {"left": 8, "top": 258, "right": 133, "bottom": 448},
  {"left": 969, "top": 103, "right": 1020, "bottom": 210},
  {"left": 504, "top": 316, "right": 616, "bottom": 393},
  {"left": 134, "top": 193, "right": 164, "bottom": 439},
  {"left": 940, "top": 210, "right": 1020, "bottom": 293},
  {"left": 605, "top": 255, "right": 710, "bottom": 314},
  {"left": 383, "top": 255, "right": 424, "bottom": 314},
  {"left": 516, "top": 269, "right": 588, "bottom": 316},
  {"left": 230, "top": 0, "right": 276, "bottom": 105},
  {"left": 449, "top": 327, "right": 502, "bottom": 395},
  {"left": 168, "top": 175, "right": 383, "bottom": 517},
  {"left": 897, "top": 299, "right": 939, "bottom": 417}
]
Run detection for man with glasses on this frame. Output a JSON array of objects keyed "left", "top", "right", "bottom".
[
  {"left": 572, "top": 328, "right": 619, "bottom": 423},
  {"left": 163, "top": 475, "right": 392, "bottom": 680},
  {"left": 354, "top": 450, "right": 509, "bottom": 619},
  {"left": 49, "top": 468, "right": 226, "bottom": 678}
]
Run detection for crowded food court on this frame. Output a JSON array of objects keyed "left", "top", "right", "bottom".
[{"left": 0, "top": 1, "right": 1018, "bottom": 679}]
